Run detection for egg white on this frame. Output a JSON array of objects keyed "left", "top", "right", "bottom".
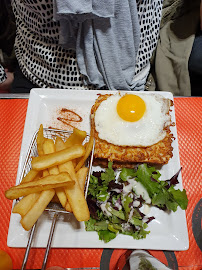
[{"left": 94, "top": 93, "right": 171, "bottom": 147}]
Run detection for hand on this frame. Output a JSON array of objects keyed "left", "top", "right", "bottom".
[{"left": 0, "top": 69, "right": 14, "bottom": 93}]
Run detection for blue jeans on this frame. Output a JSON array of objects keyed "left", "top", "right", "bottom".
[{"left": 189, "top": 30, "right": 202, "bottom": 75}]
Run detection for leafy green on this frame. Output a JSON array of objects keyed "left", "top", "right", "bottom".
[
  {"left": 94, "top": 220, "right": 109, "bottom": 231},
  {"left": 168, "top": 186, "right": 188, "bottom": 210},
  {"left": 138, "top": 258, "right": 157, "bottom": 270},
  {"left": 96, "top": 187, "right": 109, "bottom": 202},
  {"left": 106, "top": 203, "right": 125, "bottom": 220},
  {"left": 88, "top": 174, "right": 109, "bottom": 202},
  {"left": 120, "top": 168, "right": 137, "bottom": 181},
  {"left": 85, "top": 217, "right": 97, "bottom": 231},
  {"left": 133, "top": 208, "right": 142, "bottom": 219},
  {"left": 130, "top": 217, "right": 143, "bottom": 227},
  {"left": 96, "top": 210, "right": 105, "bottom": 220},
  {"left": 112, "top": 194, "right": 121, "bottom": 206},
  {"left": 135, "top": 227, "right": 150, "bottom": 239},
  {"left": 108, "top": 223, "right": 119, "bottom": 233},
  {"left": 88, "top": 175, "right": 99, "bottom": 197},
  {"left": 135, "top": 164, "right": 188, "bottom": 212},
  {"left": 86, "top": 162, "right": 188, "bottom": 243},
  {"left": 136, "top": 164, "right": 160, "bottom": 198},
  {"left": 98, "top": 230, "right": 116, "bottom": 243},
  {"left": 122, "top": 227, "right": 150, "bottom": 240},
  {"left": 122, "top": 195, "right": 133, "bottom": 219},
  {"left": 101, "top": 161, "right": 115, "bottom": 184},
  {"left": 110, "top": 214, "right": 121, "bottom": 224}
]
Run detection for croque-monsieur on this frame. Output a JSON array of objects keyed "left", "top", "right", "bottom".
[{"left": 91, "top": 93, "right": 174, "bottom": 168}]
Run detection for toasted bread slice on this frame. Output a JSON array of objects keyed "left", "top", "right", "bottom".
[{"left": 91, "top": 94, "right": 174, "bottom": 167}]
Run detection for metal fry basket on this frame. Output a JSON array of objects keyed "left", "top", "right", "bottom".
[{"left": 19, "top": 128, "right": 95, "bottom": 270}]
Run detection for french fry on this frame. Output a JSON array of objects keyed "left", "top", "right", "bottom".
[
  {"left": 75, "top": 132, "right": 94, "bottom": 172},
  {"left": 55, "top": 137, "right": 89, "bottom": 190},
  {"left": 43, "top": 138, "right": 68, "bottom": 209},
  {"left": 65, "top": 128, "right": 87, "bottom": 148},
  {"left": 36, "top": 125, "right": 50, "bottom": 177},
  {"left": 64, "top": 168, "right": 90, "bottom": 221},
  {"left": 17, "top": 126, "right": 45, "bottom": 218},
  {"left": 31, "top": 145, "right": 85, "bottom": 171},
  {"left": 54, "top": 187, "right": 68, "bottom": 208},
  {"left": 55, "top": 137, "right": 72, "bottom": 212},
  {"left": 43, "top": 138, "right": 56, "bottom": 155},
  {"left": 6, "top": 125, "right": 92, "bottom": 231},
  {"left": 12, "top": 193, "right": 40, "bottom": 216},
  {"left": 37, "top": 124, "right": 46, "bottom": 156},
  {"left": 55, "top": 136, "right": 66, "bottom": 151},
  {"left": 43, "top": 169, "right": 49, "bottom": 177},
  {"left": 64, "top": 202, "right": 72, "bottom": 212},
  {"left": 20, "top": 189, "right": 55, "bottom": 231},
  {"left": 24, "top": 137, "right": 64, "bottom": 230},
  {"left": 76, "top": 167, "right": 89, "bottom": 191},
  {"left": 5, "top": 172, "right": 74, "bottom": 200},
  {"left": 55, "top": 137, "right": 90, "bottom": 221},
  {"left": 20, "top": 169, "right": 41, "bottom": 184}
]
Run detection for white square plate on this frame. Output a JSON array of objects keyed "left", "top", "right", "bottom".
[{"left": 7, "top": 88, "right": 189, "bottom": 250}]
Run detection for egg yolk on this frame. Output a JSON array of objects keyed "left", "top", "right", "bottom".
[{"left": 117, "top": 94, "right": 146, "bottom": 122}]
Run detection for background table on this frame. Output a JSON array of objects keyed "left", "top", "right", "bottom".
[{"left": 0, "top": 95, "right": 201, "bottom": 270}]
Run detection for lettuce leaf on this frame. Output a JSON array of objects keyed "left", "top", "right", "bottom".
[
  {"left": 168, "top": 186, "right": 188, "bottom": 210},
  {"left": 98, "top": 230, "right": 116, "bottom": 243},
  {"left": 101, "top": 161, "right": 115, "bottom": 184},
  {"left": 120, "top": 168, "right": 137, "bottom": 181},
  {"left": 122, "top": 195, "right": 133, "bottom": 219},
  {"left": 85, "top": 217, "right": 97, "bottom": 231},
  {"left": 136, "top": 164, "right": 160, "bottom": 198},
  {"left": 135, "top": 164, "right": 188, "bottom": 212}
]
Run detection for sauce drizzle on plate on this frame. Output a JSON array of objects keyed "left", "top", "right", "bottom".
[{"left": 57, "top": 108, "right": 83, "bottom": 129}]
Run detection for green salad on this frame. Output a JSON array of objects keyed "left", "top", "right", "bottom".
[{"left": 85, "top": 162, "right": 188, "bottom": 243}]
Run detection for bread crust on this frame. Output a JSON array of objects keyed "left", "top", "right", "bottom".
[{"left": 91, "top": 94, "right": 174, "bottom": 167}]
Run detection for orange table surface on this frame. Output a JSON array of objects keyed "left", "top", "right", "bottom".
[{"left": 0, "top": 97, "right": 201, "bottom": 270}]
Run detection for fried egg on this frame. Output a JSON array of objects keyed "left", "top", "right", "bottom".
[{"left": 94, "top": 93, "right": 172, "bottom": 147}]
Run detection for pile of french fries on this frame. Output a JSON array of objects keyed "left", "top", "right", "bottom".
[{"left": 5, "top": 124, "right": 94, "bottom": 231}]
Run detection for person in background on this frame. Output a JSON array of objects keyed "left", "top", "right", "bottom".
[
  {"left": 188, "top": 0, "right": 202, "bottom": 95},
  {"left": 0, "top": 0, "right": 164, "bottom": 93},
  {"left": 0, "top": 0, "right": 16, "bottom": 93},
  {"left": 147, "top": 0, "right": 201, "bottom": 96}
]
